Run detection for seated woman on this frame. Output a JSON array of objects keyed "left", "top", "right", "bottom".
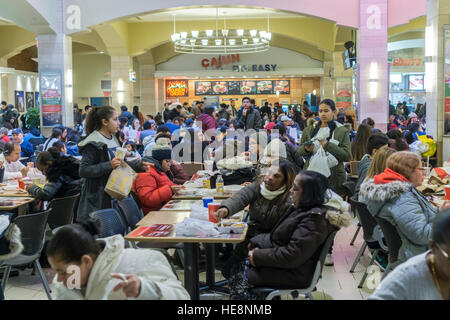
[
  {"left": 47, "top": 220, "right": 190, "bottom": 300},
  {"left": 214, "top": 160, "right": 297, "bottom": 277},
  {"left": 224, "top": 171, "right": 351, "bottom": 299},
  {"left": 133, "top": 139, "right": 184, "bottom": 214},
  {"left": 26, "top": 147, "right": 82, "bottom": 201},
  {"left": 360, "top": 151, "right": 447, "bottom": 266},
  {"left": 369, "top": 208, "right": 450, "bottom": 300}
]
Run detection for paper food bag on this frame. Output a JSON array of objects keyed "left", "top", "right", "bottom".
[{"left": 105, "top": 161, "right": 138, "bottom": 200}]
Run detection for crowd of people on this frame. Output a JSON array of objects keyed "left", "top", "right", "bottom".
[{"left": 1, "top": 96, "right": 449, "bottom": 301}]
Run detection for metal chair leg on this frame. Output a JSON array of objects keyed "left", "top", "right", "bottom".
[
  {"left": 34, "top": 260, "right": 52, "bottom": 300},
  {"left": 350, "top": 224, "right": 361, "bottom": 246},
  {"left": 1, "top": 265, "right": 11, "bottom": 290},
  {"left": 176, "top": 248, "right": 185, "bottom": 269},
  {"left": 358, "top": 249, "right": 378, "bottom": 288},
  {"left": 350, "top": 242, "right": 367, "bottom": 273}
]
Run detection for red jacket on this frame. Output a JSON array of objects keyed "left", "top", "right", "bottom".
[{"left": 133, "top": 166, "right": 175, "bottom": 214}]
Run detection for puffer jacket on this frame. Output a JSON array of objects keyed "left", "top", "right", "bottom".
[
  {"left": 219, "top": 180, "right": 291, "bottom": 259},
  {"left": 52, "top": 235, "right": 190, "bottom": 300},
  {"left": 247, "top": 205, "right": 351, "bottom": 288},
  {"left": 133, "top": 157, "right": 175, "bottom": 214},
  {"left": 28, "top": 156, "right": 82, "bottom": 201},
  {"left": 359, "top": 179, "right": 437, "bottom": 263}
]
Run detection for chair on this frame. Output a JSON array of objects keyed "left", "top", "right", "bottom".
[
  {"left": 29, "top": 138, "right": 45, "bottom": 149},
  {"left": 341, "top": 181, "right": 356, "bottom": 203},
  {"left": 1, "top": 209, "right": 52, "bottom": 300},
  {"left": 349, "top": 161, "right": 359, "bottom": 176},
  {"left": 348, "top": 197, "right": 387, "bottom": 288},
  {"left": 47, "top": 194, "right": 80, "bottom": 231},
  {"left": 250, "top": 230, "right": 337, "bottom": 300},
  {"left": 89, "top": 208, "right": 127, "bottom": 238},
  {"left": 373, "top": 216, "right": 402, "bottom": 276},
  {"left": 180, "top": 162, "right": 204, "bottom": 178}
]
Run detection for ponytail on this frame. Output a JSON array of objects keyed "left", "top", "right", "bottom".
[
  {"left": 47, "top": 220, "right": 102, "bottom": 263},
  {"left": 85, "top": 106, "right": 116, "bottom": 135}
]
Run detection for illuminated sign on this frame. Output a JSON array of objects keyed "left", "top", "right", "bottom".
[{"left": 166, "top": 80, "right": 188, "bottom": 97}]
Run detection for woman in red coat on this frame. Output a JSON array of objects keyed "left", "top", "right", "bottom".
[{"left": 133, "top": 139, "right": 183, "bottom": 214}]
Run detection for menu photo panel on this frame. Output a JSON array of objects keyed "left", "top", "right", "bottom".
[{"left": 195, "top": 81, "right": 213, "bottom": 95}]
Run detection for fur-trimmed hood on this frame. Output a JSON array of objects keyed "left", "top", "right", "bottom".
[{"left": 359, "top": 178, "right": 413, "bottom": 202}]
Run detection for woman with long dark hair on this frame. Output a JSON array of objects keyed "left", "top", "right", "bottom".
[
  {"left": 77, "top": 106, "right": 150, "bottom": 223},
  {"left": 298, "top": 99, "right": 351, "bottom": 196},
  {"left": 350, "top": 124, "right": 373, "bottom": 161},
  {"left": 225, "top": 171, "right": 351, "bottom": 299}
]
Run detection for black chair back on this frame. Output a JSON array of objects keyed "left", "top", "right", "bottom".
[
  {"left": 349, "top": 196, "right": 378, "bottom": 242},
  {"left": 90, "top": 209, "right": 127, "bottom": 238},
  {"left": 373, "top": 216, "right": 402, "bottom": 264},
  {"left": 318, "top": 230, "right": 338, "bottom": 274},
  {"left": 47, "top": 194, "right": 80, "bottom": 229},
  {"left": 14, "top": 209, "right": 51, "bottom": 256},
  {"left": 29, "top": 138, "right": 45, "bottom": 149},
  {"left": 114, "top": 196, "right": 144, "bottom": 230}
]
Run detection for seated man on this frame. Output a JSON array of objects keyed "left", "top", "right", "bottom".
[
  {"left": 0, "top": 142, "right": 29, "bottom": 180},
  {"left": 12, "top": 128, "right": 34, "bottom": 159}
]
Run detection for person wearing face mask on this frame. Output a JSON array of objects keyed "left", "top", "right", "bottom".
[
  {"left": 298, "top": 99, "right": 351, "bottom": 197},
  {"left": 226, "top": 171, "right": 352, "bottom": 300},
  {"left": 46, "top": 220, "right": 190, "bottom": 300},
  {"left": 360, "top": 151, "right": 450, "bottom": 267},
  {"left": 214, "top": 160, "right": 297, "bottom": 278},
  {"left": 369, "top": 208, "right": 450, "bottom": 300}
]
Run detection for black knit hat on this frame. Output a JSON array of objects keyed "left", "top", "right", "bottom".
[{"left": 152, "top": 139, "right": 172, "bottom": 161}]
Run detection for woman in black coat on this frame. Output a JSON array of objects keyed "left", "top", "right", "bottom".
[{"left": 226, "top": 171, "right": 351, "bottom": 299}]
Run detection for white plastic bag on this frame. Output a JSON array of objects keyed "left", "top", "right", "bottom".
[
  {"left": 189, "top": 204, "right": 209, "bottom": 221},
  {"left": 308, "top": 146, "right": 331, "bottom": 177},
  {"left": 174, "top": 218, "right": 220, "bottom": 237},
  {"left": 409, "top": 140, "right": 429, "bottom": 157}
]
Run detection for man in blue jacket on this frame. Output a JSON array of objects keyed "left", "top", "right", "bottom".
[{"left": 12, "top": 128, "right": 34, "bottom": 159}]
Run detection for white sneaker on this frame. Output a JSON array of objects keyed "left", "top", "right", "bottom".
[{"left": 324, "top": 253, "right": 334, "bottom": 266}]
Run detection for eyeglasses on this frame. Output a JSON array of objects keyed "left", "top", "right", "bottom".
[{"left": 435, "top": 243, "right": 450, "bottom": 260}]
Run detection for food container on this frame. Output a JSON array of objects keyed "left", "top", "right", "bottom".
[{"left": 445, "top": 185, "right": 450, "bottom": 200}]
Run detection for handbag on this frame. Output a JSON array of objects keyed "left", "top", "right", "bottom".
[{"left": 104, "top": 161, "right": 138, "bottom": 200}]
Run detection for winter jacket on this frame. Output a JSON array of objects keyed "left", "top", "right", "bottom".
[
  {"left": 19, "top": 140, "right": 34, "bottom": 158},
  {"left": 246, "top": 205, "right": 348, "bottom": 288},
  {"left": 52, "top": 235, "right": 190, "bottom": 300},
  {"left": 27, "top": 156, "right": 82, "bottom": 201},
  {"left": 133, "top": 157, "right": 175, "bottom": 214},
  {"left": 77, "top": 131, "right": 143, "bottom": 223},
  {"left": 236, "top": 107, "right": 263, "bottom": 130},
  {"left": 298, "top": 122, "right": 351, "bottom": 195},
  {"left": 170, "top": 160, "right": 189, "bottom": 185},
  {"left": 197, "top": 113, "right": 217, "bottom": 133},
  {"left": 219, "top": 180, "right": 291, "bottom": 259},
  {"left": 119, "top": 111, "right": 135, "bottom": 125},
  {"left": 359, "top": 178, "right": 437, "bottom": 265}
]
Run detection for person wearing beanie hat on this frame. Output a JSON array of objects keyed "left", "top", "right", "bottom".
[{"left": 133, "top": 138, "right": 184, "bottom": 214}]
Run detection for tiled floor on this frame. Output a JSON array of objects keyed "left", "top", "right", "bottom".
[{"left": 1, "top": 217, "right": 379, "bottom": 300}]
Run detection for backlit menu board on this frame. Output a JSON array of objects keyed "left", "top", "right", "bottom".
[
  {"left": 166, "top": 80, "right": 188, "bottom": 97},
  {"left": 194, "top": 80, "right": 290, "bottom": 95}
]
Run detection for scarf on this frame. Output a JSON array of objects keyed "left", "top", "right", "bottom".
[
  {"left": 374, "top": 168, "right": 410, "bottom": 185},
  {"left": 260, "top": 182, "right": 286, "bottom": 200}
]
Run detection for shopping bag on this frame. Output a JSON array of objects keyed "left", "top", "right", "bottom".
[
  {"left": 416, "top": 134, "right": 436, "bottom": 157},
  {"left": 308, "top": 146, "right": 331, "bottom": 177},
  {"left": 105, "top": 161, "right": 138, "bottom": 200}
]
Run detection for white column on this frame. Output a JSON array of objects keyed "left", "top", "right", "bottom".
[
  {"left": 111, "top": 56, "right": 133, "bottom": 109},
  {"left": 140, "top": 64, "right": 157, "bottom": 115}
]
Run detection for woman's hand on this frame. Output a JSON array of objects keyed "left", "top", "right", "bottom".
[
  {"left": 214, "top": 207, "right": 229, "bottom": 221},
  {"left": 110, "top": 158, "right": 121, "bottom": 169},
  {"left": 111, "top": 274, "right": 141, "bottom": 298},
  {"left": 304, "top": 144, "right": 314, "bottom": 153},
  {"left": 248, "top": 248, "right": 259, "bottom": 267},
  {"left": 241, "top": 181, "right": 252, "bottom": 187},
  {"left": 25, "top": 183, "right": 35, "bottom": 192},
  {"left": 20, "top": 166, "right": 30, "bottom": 177},
  {"left": 319, "top": 139, "right": 328, "bottom": 148},
  {"left": 170, "top": 185, "right": 184, "bottom": 194}
]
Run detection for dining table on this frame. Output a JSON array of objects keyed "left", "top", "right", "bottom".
[{"left": 125, "top": 210, "right": 247, "bottom": 300}]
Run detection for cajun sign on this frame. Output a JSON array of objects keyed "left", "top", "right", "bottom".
[{"left": 166, "top": 80, "right": 188, "bottom": 97}]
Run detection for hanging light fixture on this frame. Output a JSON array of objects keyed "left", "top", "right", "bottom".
[{"left": 171, "top": 8, "right": 271, "bottom": 54}]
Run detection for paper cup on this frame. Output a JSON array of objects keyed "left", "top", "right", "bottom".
[
  {"left": 445, "top": 185, "right": 450, "bottom": 200},
  {"left": 115, "top": 147, "right": 127, "bottom": 160},
  {"left": 208, "top": 202, "right": 220, "bottom": 223},
  {"left": 202, "top": 197, "right": 214, "bottom": 208}
]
